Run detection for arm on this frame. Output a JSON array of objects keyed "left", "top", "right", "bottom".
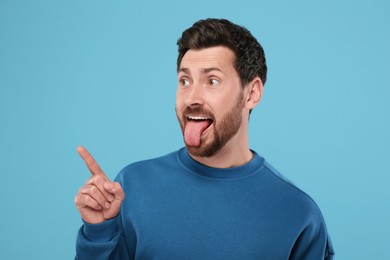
[
  {"left": 74, "top": 146, "right": 130, "bottom": 259},
  {"left": 76, "top": 215, "right": 132, "bottom": 259},
  {"left": 289, "top": 215, "right": 335, "bottom": 260}
]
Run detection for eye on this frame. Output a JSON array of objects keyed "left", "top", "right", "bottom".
[
  {"left": 180, "top": 78, "right": 190, "bottom": 87},
  {"left": 209, "top": 78, "right": 220, "bottom": 87}
]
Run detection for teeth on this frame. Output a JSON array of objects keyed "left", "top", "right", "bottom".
[{"left": 188, "top": 116, "right": 210, "bottom": 120}]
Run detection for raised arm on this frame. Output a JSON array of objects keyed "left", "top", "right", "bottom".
[{"left": 74, "top": 146, "right": 125, "bottom": 224}]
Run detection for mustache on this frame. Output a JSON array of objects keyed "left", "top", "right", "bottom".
[{"left": 182, "top": 106, "right": 215, "bottom": 120}]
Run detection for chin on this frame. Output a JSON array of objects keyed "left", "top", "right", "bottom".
[{"left": 186, "top": 140, "right": 223, "bottom": 158}]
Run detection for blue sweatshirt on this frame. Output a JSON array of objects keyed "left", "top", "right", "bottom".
[{"left": 76, "top": 148, "right": 334, "bottom": 259}]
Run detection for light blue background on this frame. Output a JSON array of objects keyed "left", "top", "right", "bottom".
[{"left": 1, "top": 0, "right": 389, "bottom": 259}]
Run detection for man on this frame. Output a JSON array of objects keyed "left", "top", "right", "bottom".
[{"left": 75, "top": 18, "right": 335, "bottom": 259}]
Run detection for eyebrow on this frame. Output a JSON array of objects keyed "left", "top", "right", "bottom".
[
  {"left": 178, "top": 68, "right": 190, "bottom": 74},
  {"left": 178, "top": 67, "right": 223, "bottom": 74}
]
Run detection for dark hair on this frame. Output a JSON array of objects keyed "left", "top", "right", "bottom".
[{"left": 177, "top": 18, "right": 267, "bottom": 87}]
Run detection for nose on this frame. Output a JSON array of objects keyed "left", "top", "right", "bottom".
[{"left": 185, "top": 84, "right": 205, "bottom": 107}]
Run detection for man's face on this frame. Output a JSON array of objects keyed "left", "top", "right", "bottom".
[{"left": 176, "top": 46, "right": 245, "bottom": 157}]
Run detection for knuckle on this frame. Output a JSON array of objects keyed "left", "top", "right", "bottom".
[
  {"left": 74, "top": 195, "right": 80, "bottom": 205},
  {"left": 92, "top": 175, "right": 104, "bottom": 184},
  {"left": 75, "top": 194, "right": 87, "bottom": 207},
  {"left": 96, "top": 175, "right": 105, "bottom": 182},
  {"left": 79, "top": 185, "right": 91, "bottom": 194},
  {"left": 89, "top": 186, "right": 102, "bottom": 198},
  {"left": 79, "top": 186, "right": 87, "bottom": 194},
  {"left": 85, "top": 177, "right": 94, "bottom": 185},
  {"left": 112, "top": 182, "right": 122, "bottom": 191},
  {"left": 84, "top": 196, "right": 95, "bottom": 206},
  {"left": 89, "top": 176, "right": 97, "bottom": 184},
  {"left": 89, "top": 185, "right": 97, "bottom": 193}
]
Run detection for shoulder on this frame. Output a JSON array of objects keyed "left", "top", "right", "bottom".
[
  {"left": 261, "top": 159, "right": 326, "bottom": 224},
  {"left": 115, "top": 149, "right": 181, "bottom": 181},
  {"left": 256, "top": 156, "right": 335, "bottom": 257}
]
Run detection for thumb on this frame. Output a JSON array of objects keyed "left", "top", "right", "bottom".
[{"left": 104, "top": 181, "right": 125, "bottom": 202}]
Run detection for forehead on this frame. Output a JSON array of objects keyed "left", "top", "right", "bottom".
[{"left": 179, "top": 46, "right": 236, "bottom": 73}]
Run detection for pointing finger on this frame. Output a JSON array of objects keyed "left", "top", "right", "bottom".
[{"left": 77, "top": 146, "right": 108, "bottom": 180}]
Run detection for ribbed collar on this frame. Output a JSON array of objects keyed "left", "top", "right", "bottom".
[{"left": 177, "top": 147, "right": 265, "bottom": 181}]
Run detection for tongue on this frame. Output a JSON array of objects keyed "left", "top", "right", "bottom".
[{"left": 184, "top": 120, "right": 211, "bottom": 147}]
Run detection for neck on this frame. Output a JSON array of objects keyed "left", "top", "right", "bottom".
[{"left": 190, "top": 146, "right": 253, "bottom": 168}]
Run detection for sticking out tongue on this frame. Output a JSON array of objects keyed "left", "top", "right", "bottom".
[{"left": 184, "top": 120, "right": 212, "bottom": 147}]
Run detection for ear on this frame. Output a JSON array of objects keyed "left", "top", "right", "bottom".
[{"left": 244, "top": 77, "right": 263, "bottom": 110}]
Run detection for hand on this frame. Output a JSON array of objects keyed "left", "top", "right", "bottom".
[{"left": 74, "top": 146, "right": 125, "bottom": 224}]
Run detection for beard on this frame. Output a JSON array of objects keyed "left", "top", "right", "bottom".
[{"left": 177, "top": 91, "right": 244, "bottom": 157}]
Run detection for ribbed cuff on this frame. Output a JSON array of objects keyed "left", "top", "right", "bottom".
[{"left": 82, "top": 216, "right": 119, "bottom": 243}]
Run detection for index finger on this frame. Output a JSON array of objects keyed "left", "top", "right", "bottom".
[{"left": 77, "top": 146, "right": 108, "bottom": 179}]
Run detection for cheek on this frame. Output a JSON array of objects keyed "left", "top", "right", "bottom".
[
  {"left": 175, "top": 91, "right": 187, "bottom": 109},
  {"left": 212, "top": 100, "right": 227, "bottom": 116},
  {"left": 175, "top": 98, "right": 183, "bottom": 112}
]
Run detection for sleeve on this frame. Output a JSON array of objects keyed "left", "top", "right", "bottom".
[
  {"left": 289, "top": 215, "right": 335, "bottom": 260},
  {"left": 75, "top": 215, "right": 132, "bottom": 260}
]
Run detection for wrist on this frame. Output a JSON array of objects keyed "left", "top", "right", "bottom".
[{"left": 82, "top": 215, "right": 119, "bottom": 242}]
